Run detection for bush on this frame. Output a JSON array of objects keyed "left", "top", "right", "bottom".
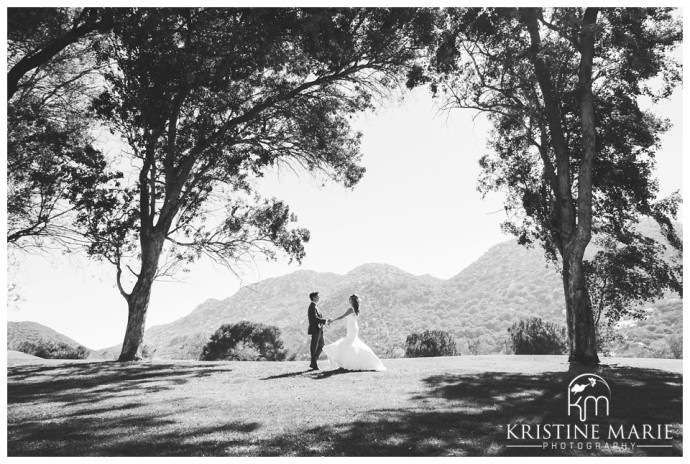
[
  {"left": 405, "top": 330, "right": 459, "bottom": 357},
  {"left": 140, "top": 344, "right": 155, "bottom": 360},
  {"left": 200, "top": 321, "right": 288, "bottom": 361},
  {"left": 667, "top": 336, "right": 682, "bottom": 359},
  {"left": 14, "top": 339, "right": 89, "bottom": 359},
  {"left": 467, "top": 339, "right": 481, "bottom": 355},
  {"left": 646, "top": 339, "right": 670, "bottom": 358},
  {"left": 384, "top": 346, "right": 405, "bottom": 359},
  {"left": 507, "top": 317, "right": 567, "bottom": 355},
  {"left": 596, "top": 324, "right": 623, "bottom": 357}
]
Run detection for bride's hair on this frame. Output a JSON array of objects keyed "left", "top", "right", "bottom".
[{"left": 350, "top": 294, "right": 360, "bottom": 316}]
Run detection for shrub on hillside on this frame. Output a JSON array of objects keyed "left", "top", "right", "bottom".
[
  {"left": 667, "top": 336, "right": 682, "bottom": 359},
  {"left": 507, "top": 318, "right": 567, "bottom": 355},
  {"left": 14, "top": 339, "right": 89, "bottom": 359},
  {"left": 595, "top": 324, "right": 623, "bottom": 357},
  {"left": 405, "top": 330, "right": 459, "bottom": 357},
  {"left": 467, "top": 339, "right": 481, "bottom": 355},
  {"left": 646, "top": 339, "right": 671, "bottom": 358},
  {"left": 384, "top": 346, "right": 405, "bottom": 358},
  {"left": 200, "top": 321, "right": 288, "bottom": 361},
  {"left": 140, "top": 344, "right": 155, "bottom": 360}
]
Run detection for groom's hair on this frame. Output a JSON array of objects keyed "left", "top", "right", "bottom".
[{"left": 309, "top": 292, "right": 319, "bottom": 301}]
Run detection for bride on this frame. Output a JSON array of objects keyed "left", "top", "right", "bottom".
[{"left": 323, "top": 294, "right": 386, "bottom": 371}]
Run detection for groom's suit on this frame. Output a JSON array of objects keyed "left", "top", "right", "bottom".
[{"left": 308, "top": 301, "right": 327, "bottom": 368}]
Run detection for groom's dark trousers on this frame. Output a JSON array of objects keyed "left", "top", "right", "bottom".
[
  {"left": 307, "top": 301, "right": 326, "bottom": 368},
  {"left": 310, "top": 328, "right": 325, "bottom": 368}
]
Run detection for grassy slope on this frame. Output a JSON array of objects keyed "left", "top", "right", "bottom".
[
  {"left": 7, "top": 350, "right": 46, "bottom": 365},
  {"left": 7, "top": 356, "right": 682, "bottom": 457}
]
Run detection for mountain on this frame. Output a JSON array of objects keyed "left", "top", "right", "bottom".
[
  {"left": 135, "top": 263, "right": 445, "bottom": 360},
  {"left": 7, "top": 321, "right": 95, "bottom": 358},
  {"left": 94, "top": 218, "right": 682, "bottom": 360},
  {"left": 115, "top": 225, "right": 680, "bottom": 361}
]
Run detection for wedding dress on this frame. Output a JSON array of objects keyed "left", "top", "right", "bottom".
[{"left": 323, "top": 313, "right": 386, "bottom": 371}]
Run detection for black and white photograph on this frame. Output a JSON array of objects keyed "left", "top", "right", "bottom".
[{"left": 5, "top": 4, "right": 684, "bottom": 458}]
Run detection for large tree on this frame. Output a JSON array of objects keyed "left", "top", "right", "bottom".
[
  {"left": 413, "top": 8, "right": 682, "bottom": 364},
  {"left": 86, "top": 8, "right": 435, "bottom": 361}
]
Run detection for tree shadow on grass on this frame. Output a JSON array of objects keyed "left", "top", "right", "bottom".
[
  {"left": 260, "top": 366, "right": 682, "bottom": 457},
  {"left": 8, "top": 362, "right": 682, "bottom": 457},
  {"left": 313, "top": 367, "right": 354, "bottom": 379},
  {"left": 9, "top": 415, "right": 262, "bottom": 456},
  {"left": 260, "top": 367, "right": 354, "bottom": 381},
  {"left": 260, "top": 369, "right": 314, "bottom": 380},
  {"left": 8, "top": 361, "right": 234, "bottom": 407},
  {"left": 8, "top": 361, "right": 260, "bottom": 457}
]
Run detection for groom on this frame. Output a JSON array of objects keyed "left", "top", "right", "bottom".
[{"left": 307, "top": 291, "right": 330, "bottom": 370}]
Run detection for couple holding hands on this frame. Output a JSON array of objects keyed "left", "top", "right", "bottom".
[{"left": 307, "top": 292, "right": 386, "bottom": 372}]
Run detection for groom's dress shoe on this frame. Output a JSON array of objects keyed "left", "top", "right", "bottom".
[{"left": 310, "top": 365, "right": 320, "bottom": 370}]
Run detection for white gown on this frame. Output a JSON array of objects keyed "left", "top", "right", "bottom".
[{"left": 323, "top": 313, "right": 386, "bottom": 371}]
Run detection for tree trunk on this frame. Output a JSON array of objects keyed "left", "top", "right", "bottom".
[
  {"left": 565, "top": 7, "right": 600, "bottom": 366},
  {"left": 564, "top": 248, "right": 599, "bottom": 365},
  {"left": 525, "top": 7, "right": 601, "bottom": 366},
  {"left": 119, "top": 283, "right": 152, "bottom": 361},
  {"left": 118, "top": 234, "right": 165, "bottom": 361}
]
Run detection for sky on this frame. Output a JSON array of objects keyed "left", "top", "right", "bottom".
[{"left": 7, "top": 79, "right": 684, "bottom": 350}]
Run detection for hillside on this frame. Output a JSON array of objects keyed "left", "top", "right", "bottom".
[
  {"left": 8, "top": 321, "right": 90, "bottom": 351},
  {"left": 111, "top": 233, "right": 681, "bottom": 361},
  {"left": 7, "top": 321, "right": 95, "bottom": 359}
]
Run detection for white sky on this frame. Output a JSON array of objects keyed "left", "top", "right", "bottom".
[{"left": 6, "top": 80, "right": 684, "bottom": 350}]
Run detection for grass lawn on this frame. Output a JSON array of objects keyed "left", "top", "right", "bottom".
[{"left": 7, "top": 355, "right": 682, "bottom": 457}]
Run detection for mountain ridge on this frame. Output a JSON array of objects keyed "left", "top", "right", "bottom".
[
  {"left": 105, "top": 224, "right": 680, "bottom": 360},
  {"left": 11, "top": 219, "right": 681, "bottom": 361}
]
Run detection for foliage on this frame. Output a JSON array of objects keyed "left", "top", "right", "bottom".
[
  {"left": 467, "top": 339, "right": 480, "bottom": 356},
  {"left": 405, "top": 330, "right": 459, "bottom": 357},
  {"left": 586, "top": 220, "right": 682, "bottom": 328},
  {"left": 608, "top": 298, "right": 682, "bottom": 358},
  {"left": 13, "top": 339, "right": 90, "bottom": 359},
  {"left": 594, "top": 322, "right": 623, "bottom": 358},
  {"left": 384, "top": 346, "right": 406, "bottom": 359},
  {"left": 200, "top": 321, "right": 288, "bottom": 361},
  {"left": 507, "top": 317, "right": 567, "bottom": 355},
  {"left": 666, "top": 336, "right": 682, "bottom": 360},
  {"left": 7, "top": 8, "right": 121, "bottom": 249},
  {"left": 140, "top": 344, "right": 156, "bottom": 360},
  {"left": 420, "top": 7, "right": 682, "bottom": 259},
  {"left": 7, "top": 8, "right": 113, "bottom": 100}
]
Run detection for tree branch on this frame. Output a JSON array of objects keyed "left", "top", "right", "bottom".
[{"left": 7, "top": 8, "right": 112, "bottom": 100}]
